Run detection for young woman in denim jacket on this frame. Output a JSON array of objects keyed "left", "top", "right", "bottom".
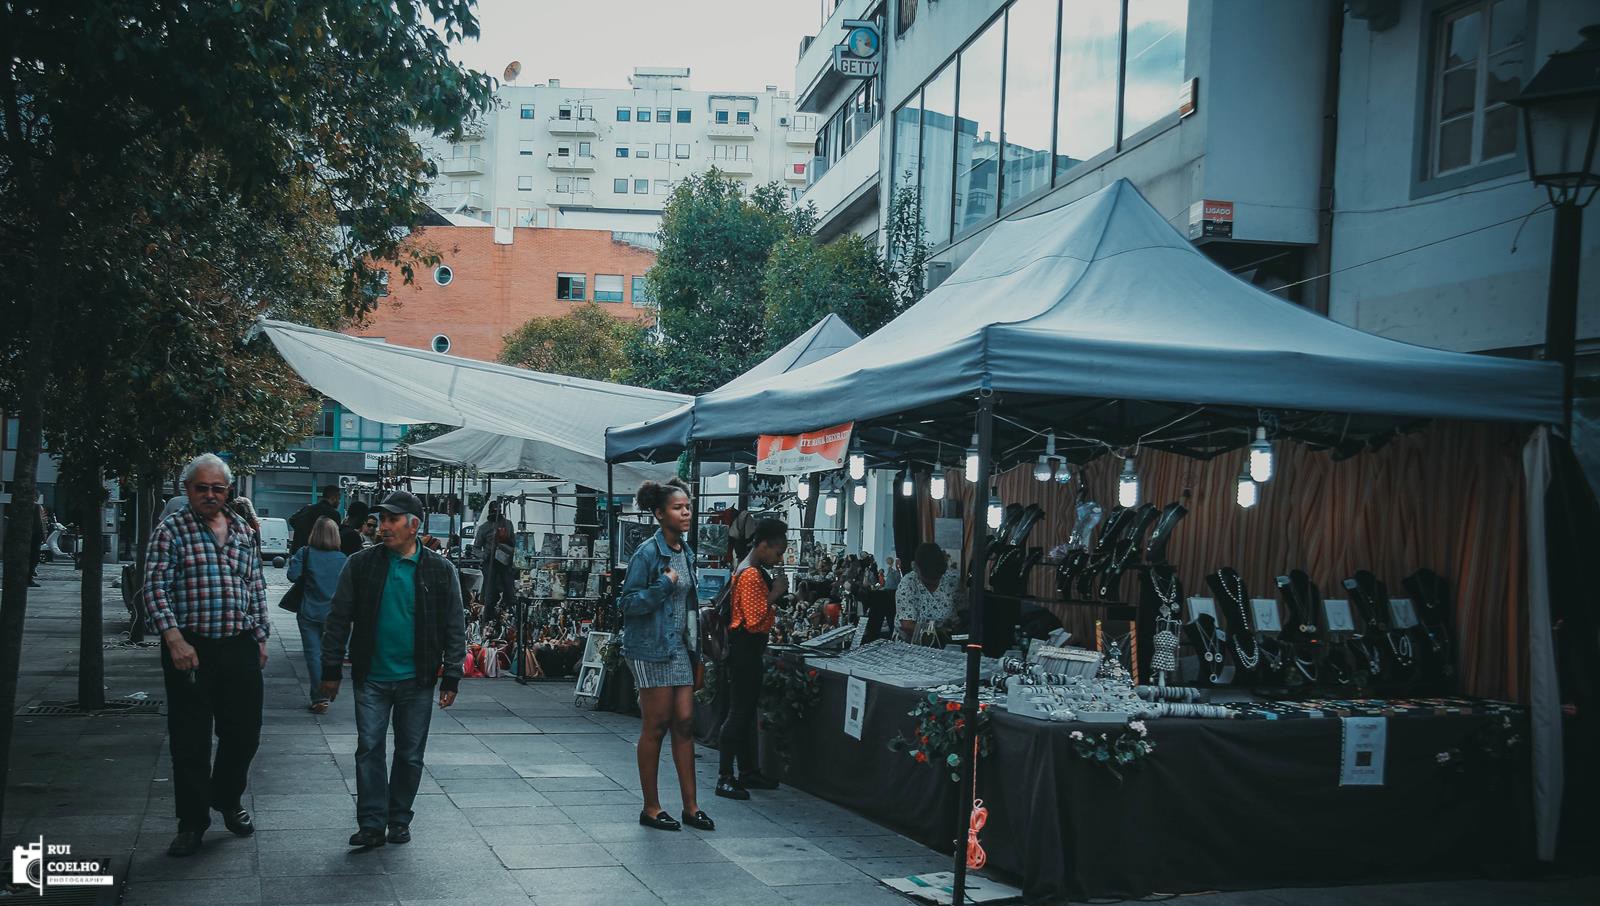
[{"left": 620, "top": 478, "right": 713, "bottom": 832}]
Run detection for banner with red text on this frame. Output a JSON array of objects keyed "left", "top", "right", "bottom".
[{"left": 755, "top": 422, "right": 854, "bottom": 476}]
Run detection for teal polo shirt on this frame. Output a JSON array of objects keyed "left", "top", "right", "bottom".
[{"left": 369, "top": 545, "right": 419, "bottom": 682}]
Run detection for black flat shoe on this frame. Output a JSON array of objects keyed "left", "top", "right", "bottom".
[
  {"left": 348, "top": 827, "right": 387, "bottom": 848},
  {"left": 166, "top": 831, "right": 203, "bottom": 857},
  {"left": 714, "top": 778, "right": 749, "bottom": 800},
  {"left": 386, "top": 823, "right": 410, "bottom": 844},
  {"left": 639, "top": 810, "right": 681, "bottom": 831},
  {"left": 739, "top": 772, "right": 780, "bottom": 790},
  {"left": 218, "top": 806, "right": 254, "bottom": 837},
  {"left": 681, "top": 809, "right": 715, "bottom": 831}
]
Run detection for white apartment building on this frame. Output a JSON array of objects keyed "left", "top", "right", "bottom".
[{"left": 422, "top": 67, "right": 815, "bottom": 234}]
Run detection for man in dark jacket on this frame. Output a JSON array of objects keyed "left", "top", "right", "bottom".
[
  {"left": 320, "top": 490, "right": 465, "bottom": 848},
  {"left": 472, "top": 501, "right": 516, "bottom": 628},
  {"left": 339, "top": 500, "right": 371, "bottom": 556},
  {"left": 290, "top": 485, "right": 343, "bottom": 553}
]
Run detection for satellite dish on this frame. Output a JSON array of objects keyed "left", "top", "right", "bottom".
[{"left": 503, "top": 61, "right": 522, "bottom": 83}]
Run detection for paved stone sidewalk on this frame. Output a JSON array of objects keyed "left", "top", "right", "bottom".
[{"left": 0, "top": 560, "right": 1592, "bottom": 906}]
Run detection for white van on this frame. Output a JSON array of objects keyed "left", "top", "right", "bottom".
[{"left": 258, "top": 517, "right": 291, "bottom": 560}]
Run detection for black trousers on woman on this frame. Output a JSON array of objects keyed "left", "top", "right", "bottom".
[{"left": 716, "top": 630, "right": 767, "bottom": 777}]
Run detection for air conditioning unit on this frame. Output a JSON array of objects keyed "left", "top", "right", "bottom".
[{"left": 779, "top": 116, "right": 790, "bottom": 126}]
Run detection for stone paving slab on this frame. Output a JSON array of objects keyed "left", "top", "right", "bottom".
[{"left": 1, "top": 561, "right": 1593, "bottom": 906}]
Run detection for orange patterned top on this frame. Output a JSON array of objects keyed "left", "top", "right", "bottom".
[{"left": 729, "top": 566, "right": 774, "bottom": 634}]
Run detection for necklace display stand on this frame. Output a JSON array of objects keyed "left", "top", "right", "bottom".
[
  {"left": 1143, "top": 501, "right": 1188, "bottom": 565},
  {"left": 1276, "top": 571, "right": 1323, "bottom": 690},
  {"left": 1079, "top": 506, "right": 1132, "bottom": 600},
  {"left": 1099, "top": 503, "right": 1158, "bottom": 599},
  {"left": 1344, "top": 570, "right": 1400, "bottom": 688},
  {"left": 1139, "top": 564, "right": 1182, "bottom": 686},
  {"left": 1207, "top": 568, "right": 1257, "bottom": 686},
  {"left": 1184, "top": 613, "right": 1226, "bottom": 686},
  {"left": 1402, "top": 568, "right": 1455, "bottom": 693}
]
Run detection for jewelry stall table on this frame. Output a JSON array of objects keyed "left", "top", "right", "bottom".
[{"left": 757, "top": 663, "right": 1532, "bottom": 905}]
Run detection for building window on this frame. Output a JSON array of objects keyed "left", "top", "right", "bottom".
[
  {"left": 557, "top": 144, "right": 571, "bottom": 157},
  {"left": 675, "top": 143, "right": 690, "bottom": 159},
  {"left": 655, "top": 142, "right": 670, "bottom": 158},
  {"left": 616, "top": 107, "right": 631, "bottom": 122},
  {"left": 637, "top": 108, "right": 652, "bottom": 122},
  {"left": 920, "top": 64, "right": 956, "bottom": 247},
  {"left": 431, "top": 334, "right": 451, "bottom": 354},
  {"left": 517, "top": 175, "right": 533, "bottom": 191},
  {"left": 614, "top": 178, "right": 629, "bottom": 193},
  {"left": 594, "top": 274, "right": 625, "bottom": 302},
  {"left": 559, "top": 105, "right": 573, "bottom": 120},
  {"left": 556, "top": 177, "right": 573, "bottom": 192},
  {"left": 1122, "top": 0, "right": 1188, "bottom": 140},
  {"left": 677, "top": 109, "right": 691, "bottom": 123},
  {"left": 1003, "top": 0, "right": 1057, "bottom": 210},
  {"left": 634, "top": 178, "right": 649, "bottom": 194},
  {"left": 631, "top": 275, "right": 654, "bottom": 306},
  {"left": 334, "top": 406, "right": 405, "bottom": 453},
  {"left": 655, "top": 179, "right": 670, "bottom": 195},
  {"left": 955, "top": 17, "right": 1002, "bottom": 235},
  {"left": 715, "top": 109, "right": 729, "bottom": 124},
  {"left": 434, "top": 265, "right": 453, "bottom": 286},
  {"left": 736, "top": 110, "right": 751, "bottom": 125},
  {"left": 1057, "top": 0, "right": 1121, "bottom": 179},
  {"left": 579, "top": 105, "right": 593, "bottom": 120},
  {"left": 557, "top": 273, "right": 586, "bottom": 301},
  {"left": 576, "top": 177, "right": 590, "bottom": 191},
  {"left": 734, "top": 145, "right": 749, "bottom": 161},
  {"left": 656, "top": 108, "right": 671, "bottom": 122},
  {"left": 1428, "top": 0, "right": 1526, "bottom": 177},
  {"left": 520, "top": 104, "right": 535, "bottom": 119},
  {"left": 519, "top": 140, "right": 535, "bottom": 155},
  {"left": 616, "top": 147, "right": 629, "bottom": 158},
  {"left": 713, "top": 144, "right": 728, "bottom": 159},
  {"left": 578, "top": 141, "right": 592, "bottom": 157},
  {"left": 516, "top": 208, "right": 534, "bottom": 227},
  {"left": 636, "top": 144, "right": 650, "bottom": 158}
]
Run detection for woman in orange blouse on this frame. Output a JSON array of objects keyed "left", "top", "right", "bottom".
[{"left": 715, "top": 518, "right": 789, "bottom": 800}]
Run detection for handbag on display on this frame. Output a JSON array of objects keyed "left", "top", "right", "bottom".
[
  {"left": 521, "top": 648, "right": 543, "bottom": 679},
  {"left": 482, "top": 643, "right": 501, "bottom": 678}
]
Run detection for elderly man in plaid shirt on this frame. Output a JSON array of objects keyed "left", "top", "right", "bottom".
[{"left": 144, "top": 453, "right": 271, "bottom": 858}]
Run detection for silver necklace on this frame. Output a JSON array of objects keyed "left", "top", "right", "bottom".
[
  {"left": 1386, "top": 631, "right": 1414, "bottom": 668},
  {"left": 1193, "top": 617, "right": 1224, "bottom": 681},
  {"left": 1219, "top": 571, "right": 1259, "bottom": 669},
  {"left": 1151, "top": 570, "right": 1179, "bottom": 615}
]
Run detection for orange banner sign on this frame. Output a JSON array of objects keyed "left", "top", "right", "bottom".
[{"left": 755, "top": 422, "right": 854, "bottom": 476}]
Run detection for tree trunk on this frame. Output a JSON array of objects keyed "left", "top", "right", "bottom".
[
  {"left": 78, "top": 490, "right": 105, "bottom": 711},
  {"left": 128, "top": 476, "right": 156, "bottom": 643}
]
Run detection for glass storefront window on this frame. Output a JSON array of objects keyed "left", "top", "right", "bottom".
[
  {"left": 1056, "top": 0, "right": 1121, "bottom": 178},
  {"left": 891, "top": 90, "right": 923, "bottom": 238},
  {"left": 1122, "top": 0, "right": 1188, "bottom": 139},
  {"left": 920, "top": 64, "right": 957, "bottom": 247},
  {"left": 954, "top": 17, "right": 1003, "bottom": 235},
  {"left": 1001, "top": 0, "right": 1058, "bottom": 209}
]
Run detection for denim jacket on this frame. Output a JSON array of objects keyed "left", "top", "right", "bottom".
[{"left": 619, "top": 530, "right": 697, "bottom": 662}]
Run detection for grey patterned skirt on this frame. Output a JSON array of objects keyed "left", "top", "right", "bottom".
[{"left": 627, "top": 645, "right": 695, "bottom": 689}]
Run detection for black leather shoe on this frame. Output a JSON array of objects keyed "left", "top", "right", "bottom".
[
  {"left": 681, "top": 809, "right": 715, "bottom": 831},
  {"left": 348, "top": 827, "right": 387, "bottom": 848},
  {"left": 714, "top": 778, "right": 750, "bottom": 800},
  {"left": 386, "top": 823, "right": 410, "bottom": 844},
  {"left": 738, "top": 772, "right": 779, "bottom": 790},
  {"left": 167, "top": 830, "right": 203, "bottom": 857},
  {"left": 639, "top": 810, "right": 681, "bottom": 831},
  {"left": 218, "top": 806, "right": 254, "bottom": 837}
]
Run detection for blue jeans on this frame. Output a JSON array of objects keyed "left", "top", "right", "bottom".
[
  {"left": 354, "top": 680, "right": 434, "bottom": 830},
  {"left": 297, "top": 615, "right": 325, "bottom": 703}
]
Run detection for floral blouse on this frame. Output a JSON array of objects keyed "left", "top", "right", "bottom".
[{"left": 895, "top": 569, "right": 958, "bottom": 626}]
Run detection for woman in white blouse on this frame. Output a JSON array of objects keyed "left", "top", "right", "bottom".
[{"left": 896, "top": 543, "right": 957, "bottom": 644}]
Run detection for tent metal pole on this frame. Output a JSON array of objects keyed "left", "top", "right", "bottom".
[
  {"left": 952, "top": 392, "right": 993, "bottom": 903},
  {"left": 606, "top": 463, "right": 616, "bottom": 603},
  {"left": 688, "top": 445, "right": 702, "bottom": 555}
]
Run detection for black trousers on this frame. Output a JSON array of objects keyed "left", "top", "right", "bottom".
[
  {"left": 159, "top": 630, "right": 263, "bottom": 832},
  {"left": 482, "top": 559, "right": 517, "bottom": 626},
  {"left": 861, "top": 588, "right": 897, "bottom": 644},
  {"left": 717, "top": 631, "right": 767, "bottom": 777}
]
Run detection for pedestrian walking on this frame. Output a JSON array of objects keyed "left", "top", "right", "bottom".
[
  {"left": 143, "top": 453, "right": 270, "bottom": 858},
  {"left": 287, "top": 516, "right": 348, "bottom": 714},
  {"left": 319, "top": 490, "right": 465, "bottom": 848},
  {"left": 472, "top": 501, "right": 516, "bottom": 628},
  {"left": 620, "top": 478, "right": 713, "bottom": 832},
  {"left": 340, "top": 500, "right": 371, "bottom": 555},
  {"left": 714, "top": 518, "right": 787, "bottom": 801},
  {"left": 290, "top": 484, "right": 342, "bottom": 553},
  {"left": 29, "top": 495, "right": 45, "bottom": 587}
]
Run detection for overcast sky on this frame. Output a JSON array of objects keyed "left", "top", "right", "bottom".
[{"left": 445, "top": 0, "right": 824, "bottom": 93}]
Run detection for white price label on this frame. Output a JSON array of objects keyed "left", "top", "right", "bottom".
[
  {"left": 1250, "top": 598, "right": 1282, "bottom": 632},
  {"left": 1388, "top": 598, "right": 1419, "bottom": 629},
  {"left": 1186, "top": 596, "right": 1217, "bottom": 623},
  {"left": 1323, "top": 599, "right": 1356, "bottom": 633}
]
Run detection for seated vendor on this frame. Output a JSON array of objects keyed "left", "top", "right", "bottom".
[{"left": 896, "top": 543, "right": 957, "bottom": 645}]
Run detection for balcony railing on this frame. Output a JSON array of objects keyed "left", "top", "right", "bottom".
[
  {"left": 432, "top": 191, "right": 485, "bottom": 211},
  {"left": 709, "top": 156, "right": 754, "bottom": 176},
  {"left": 546, "top": 189, "right": 596, "bottom": 207},
  {"left": 705, "top": 121, "right": 756, "bottom": 140},
  {"left": 547, "top": 116, "right": 600, "bottom": 136},
  {"left": 546, "top": 153, "right": 596, "bottom": 172},
  {"left": 437, "top": 155, "right": 485, "bottom": 176}
]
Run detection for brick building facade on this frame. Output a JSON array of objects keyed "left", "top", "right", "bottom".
[{"left": 351, "top": 224, "right": 657, "bottom": 362}]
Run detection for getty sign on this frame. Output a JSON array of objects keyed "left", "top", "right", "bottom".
[{"left": 833, "top": 19, "right": 881, "bottom": 78}]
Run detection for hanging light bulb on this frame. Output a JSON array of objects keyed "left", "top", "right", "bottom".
[
  {"left": 1236, "top": 464, "right": 1259, "bottom": 509},
  {"left": 1055, "top": 460, "right": 1073, "bottom": 485},
  {"left": 986, "top": 494, "right": 1004, "bottom": 530},
  {"left": 727, "top": 465, "right": 740, "bottom": 491},
  {"left": 848, "top": 450, "right": 866, "bottom": 481},
  {"left": 853, "top": 483, "right": 867, "bottom": 507},
  {"left": 824, "top": 493, "right": 839, "bottom": 517},
  {"left": 1249, "top": 427, "right": 1274, "bottom": 483},
  {"left": 1033, "top": 432, "right": 1059, "bottom": 482},
  {"left": 965, "top": 434, "right": 981, "bottom": 482},
  {"left": 900, "top": 467, "right": 914, "bottom": 498},
  {"left": 796, "top": 477, "right": 812, "bottom": 502},
  {"left": 930, "top": 470, "right": 947, "bottom": 501},
  {"left": 1118, "top": 458, "right": 1140, "bottom": 507}
]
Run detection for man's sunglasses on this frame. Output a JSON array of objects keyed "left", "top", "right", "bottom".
[{"left": 191, "top": 484, "right": 230, "bottom": 496}]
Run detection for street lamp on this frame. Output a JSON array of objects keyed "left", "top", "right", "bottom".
[{"left": 1510, "top": 24, "right": 1600, "bottom": 431}]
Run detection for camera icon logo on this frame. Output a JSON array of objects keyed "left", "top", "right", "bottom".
[{"left": 12, "top": 838, "right": 43, "bottom": 892}]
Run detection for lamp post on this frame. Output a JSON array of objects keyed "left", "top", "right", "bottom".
[{"left": 1510, "top": 24, "right": 1600, "bottom": 433}]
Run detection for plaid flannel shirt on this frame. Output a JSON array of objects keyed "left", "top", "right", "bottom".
[{"left": 144, "top": 504, "right": 270, "bottom": 641}]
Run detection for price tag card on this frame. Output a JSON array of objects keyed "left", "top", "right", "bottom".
[
  {"left": 844, "top": 677, "right": 867, "bottom": 740},
  {"left": 1388, "top": 598, "right": 1419, "bottom": 629},
  {"left": 1250, "top": 598, "right": 1282, "bottom": 632},
  {"left": 1186, "top": 596, "right": 1217, "bottom": 623},
  {"left": 1323, "top": 599, "right": 1356, "bottom": 633},
  {"left": 1340, "top": 716, "right": 1388, "bottom": 786}
]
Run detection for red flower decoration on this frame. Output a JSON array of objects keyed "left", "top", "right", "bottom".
[
  {"left": 918, "top": 735, "right": 929, "bottom": 745},
  {"left": 914, "top": 751, "right": 928, "bottom": 763},
  {"left": 945, "top": 701, "right": 960, "bottom": 712},
  {"left": 807, "top": 670, "right": 818, "bottom": 678}
]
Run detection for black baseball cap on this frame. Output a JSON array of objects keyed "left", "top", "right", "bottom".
[{"left": 375, "top": 490, "right": 424, "bottom": 521}]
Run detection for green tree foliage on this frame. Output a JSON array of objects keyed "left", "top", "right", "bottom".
[
  {"left": 885, "top": 184, "right": 931, "bottom": 314},
  {"left": 500, "top": 302, "right": 645, "bottom": 382},
  {"left": 621, "top": 171, "right": 816, "bottom": 395},
  {"left": 761, "top": 233, "right": 895, "bottom": 350}
]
